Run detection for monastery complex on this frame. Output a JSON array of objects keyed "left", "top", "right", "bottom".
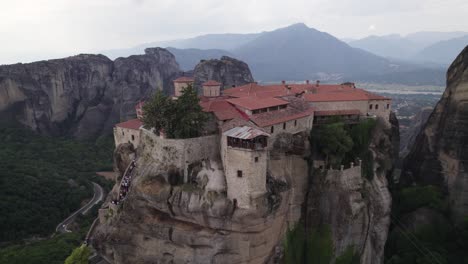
[{"left": 114, "top": 77, "right": 391, "bottom": 209}]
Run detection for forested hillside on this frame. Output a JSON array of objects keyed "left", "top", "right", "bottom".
[{"left": 0, "top": 125, "right": 113, "bottom": 243}]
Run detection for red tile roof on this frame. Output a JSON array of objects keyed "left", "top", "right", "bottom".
[
  {"left": 250, "top": 107, "right": 315, "bottom": 127},
  {"left": 173, "top": 76, "right": 195, "bottom": 83},
  {"left": 200, "top": 99, "right": 247, "bottom": 121},
  {"left": 115, "top": 119, "right": 143, "bottom": 130},
  {"left": 314, "top": 109, "right": 361, "bottom": 116},
  {"left": 202, "top": 80, "right": 222, "bottom": 86},
  {"left": 223, "top": 83, "right": 391, "bottom": 102},
  {"left": 226, "top": 97, "right": 289, "bottom": 110}
]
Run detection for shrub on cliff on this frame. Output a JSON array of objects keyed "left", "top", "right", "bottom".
[
  {"left": 311, "top": 122, "right": 353, "bottom": 166},
  {"left": 142, "top": 85, "right": 208, "bottom": 139},
  {"left": 283, "top": 224, "right": 334, "bottom": 264},
  {"left": 64, "top": 245, "right": 90, "bottom": 264}
]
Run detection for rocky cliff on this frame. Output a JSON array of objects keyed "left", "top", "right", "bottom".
[
  {"left": 306, "top": 115, "right": 398, "bottom": 263},
  {"left": 403, "top": 45, "right": 468, "bottom": 222},
  {"left": 0, "top": 50, "right": 254, "bottom": 139},
  {"left": 192, "top": 56, "right": 254, "bottom": 91},
  {"left": 0, "top": 48, "right": 179, "bottom": 139},
  {"left": 92, "top": 115, "right": 398, "bottom": 263}
]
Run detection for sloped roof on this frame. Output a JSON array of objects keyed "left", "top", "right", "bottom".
[
  {"left": 115, "top": 119, "right": 143, "bottom": 130},
  {"left": 223, "top": 126, "right": 270, "bottom": 139},
  {"left": 226, "top": 97, "right": 289, "bottom": 110},
  {"left": 200, "top": 98, "right": 248, "bottom": 121},
  {"left": 223, "top": 82, "right": 391, "bottom": 102},
  {"left": 250, "top": 107, "right": 315, "bottom": 127},
  {"left": 173, "top": 76, "right": 195, "bottom": 83}
]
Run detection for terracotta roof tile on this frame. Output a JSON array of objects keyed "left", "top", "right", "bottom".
[
  {"left": 115, "top": 119, "right": 143, "bottom": 130},
  {"left": 250, "top": 107, "right": 314, "bottom": 127},
  {"left": 223, "top": 83, "right": 391, "bottom": 102},
  {"left": 200, "top": 99, "right": 247, "bottom": 121},
  {"left": 174, "top": 76, "right": 195, "bottom": 83},
  {"left": 226, "top": 97, "right": 289, "bottom": 110}
]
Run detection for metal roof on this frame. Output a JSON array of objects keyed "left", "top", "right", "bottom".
[{"left": 223, "top": 126, "right": 270, "bottom": 139}]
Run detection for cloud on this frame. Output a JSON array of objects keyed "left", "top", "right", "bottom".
[{"left": 0, "top": 0, "right": 467, "bottom": 64}]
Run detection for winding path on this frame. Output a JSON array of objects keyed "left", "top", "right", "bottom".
[{"left": 56, "top": 182, "right": 104, "bottom": 233}]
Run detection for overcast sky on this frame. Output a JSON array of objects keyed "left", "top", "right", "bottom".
[{"left": 1, "top": 0, "right": 467, "bottom": 64}]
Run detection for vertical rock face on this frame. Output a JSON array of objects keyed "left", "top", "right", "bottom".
[
  {"left": 192, "top": 56, "right": 254, "bottom": 90},
  {"left": 93, "top": 118, "right": 397, "bottom": 263},
  {"left": 0, "top": 48, "right": 180, "bottom": 139},
  {"left": 403, "top": 45, "right": 468, "bottom": 222},
  {"left": 306, "top": 115, "right": 399, "bottom": 264}
]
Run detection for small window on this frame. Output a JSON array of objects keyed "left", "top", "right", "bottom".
[
  {"left": 271, "top": 126, "right": 274, "bottom": 133},
  {"left": 387, "top": 104, "right": 390, "bottom": 109},
  {"left": 237, "top": 170, "right": 243, "bottom": 178},
  {"left": 131, "top": 135, "right": 135, "bottom": 141},
  {"left": 294, "top": 120, "right": 297, "bottom": 127},
  {"left": 375, "top": 104, "right": 379, "bottom": 110},
  {"left": 122, "top": 130, "right": 125, "bottom": 136},
  {"left": 369, "top": 104, "right": 373, "bottom": 110},
  {"left": 283, "top": 122, "right": 286, "bottom": 130},
  {"left": 254, "top": 157, "right": 259, "bottom": 162}
]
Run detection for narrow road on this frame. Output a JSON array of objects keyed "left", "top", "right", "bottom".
[{"left": 56, "top": 182, "right": 104, "bottom": 233}]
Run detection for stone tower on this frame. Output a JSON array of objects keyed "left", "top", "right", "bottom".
[
  {"left": 221, "top": 126, "right": 269, "bottom": 209},
  {"left": 202, "top": 80, "right": 221, "bottom": 97},
  {"left": 173, "top": 76, "right": 194, "bottom": 97}
]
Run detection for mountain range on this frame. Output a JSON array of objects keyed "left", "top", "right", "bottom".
[
  {"left": 103, "top": 23, "right": 448, "bottom": 85},
  {"left": 348, "top": 31, "right": 468, "bottom": 65}
]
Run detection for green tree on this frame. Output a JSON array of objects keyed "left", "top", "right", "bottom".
[
  {"left": 141, "top": 90, "right": 173, "bottom": 135},
  {"left": 64, "top": 245, "right": 90, "bottom": 264},
  {"left": 284, "top": 223, "right": 306, "bottom": 264},
  {"left": 306, "top": 225, "right": 334, "bottom": 264},
  {"left": 335, "top": 246, "right": 360, "bottom": 264},
  {"left": 142, "top": 85, "right": 208, "bottom": 139},
  {"left": 172, "top": 85, "right": 209, "bottom": 138},
  {"left": 312, "top": 122, "right": 353, "bottom": 166}
]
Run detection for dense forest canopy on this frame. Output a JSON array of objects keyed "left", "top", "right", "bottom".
[{"left": 0, "top": 125, "right": 113, "bottom": 243}]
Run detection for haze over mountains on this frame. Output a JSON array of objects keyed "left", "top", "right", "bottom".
[
  {"left": 348, "top": 31, "right": 468, "bottom": 65},
  {"left": 103, "top": 23, "right": 452, "bottom": 85}
]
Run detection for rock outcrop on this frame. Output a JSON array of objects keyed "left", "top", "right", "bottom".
[
  {"left": 306, "top": 115, "right": 398, "bottom": 263},
  {"left": 93, "top": 115, "right": 398, "bottom": 263},
  {"left": 399, "top": 107, "right": 432, "bottom": 157},
  {"left": 0, "top": 49, "right": 254, "bottom": 139},
  {"left": 0, "top": 48, "right": 180, "bottom": 139},
  {"left": 403, "top": 45, "right": 468, "bottom": 222},
  {"left": 192, "top": 56, "right": 254, "bottom": 91}
]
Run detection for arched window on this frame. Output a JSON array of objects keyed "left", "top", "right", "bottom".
[
  {"left": 283, "top": 122, "right": 286, "bottom": 130},
  {"left": 376, "top": 104, "right": 379, "bottom": 110},
  {"left": 369, "top": 104, "right": 373, "bottom": 110},
  {"left": 131, "top": 135, "right": 135, "bottom": 141},
  {"left": 271, "top": 126, "right": 274, "bottom": 133}
]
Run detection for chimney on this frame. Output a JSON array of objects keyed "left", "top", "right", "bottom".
[
  {"left": 286, "top": 85, "right": 291, "bottom": 95},
  {"left": 282, "top": 80, "right": 286, "bottom": 85},
  {"left": 316, "top": 80, "right": 320, "bottom": 87},
  {"left": 306, "top": 80, "right": 310, "bottom": 84}
]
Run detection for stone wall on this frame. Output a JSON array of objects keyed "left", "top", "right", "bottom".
[
  {"left": 138, "top": 128, "right": 220, "bottom": 182},
  {"left": 311, "top": 99, "right": 391, "bottom": 121},
  {"left": 174, "top": 82, "right": 190, "bottom": 97},
  {"left": 202, "top": 85, "right": 221, "bottom": 97},
  {"left": 266, "top": 115, "right": 313, "bottom": 140},
  {"left": 113, "top": 127, "right": 141, "bottom": 148}
]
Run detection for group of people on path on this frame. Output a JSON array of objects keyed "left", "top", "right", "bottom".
[{"left": 111, "top": 159, "right": 136, "bottom": 205}]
